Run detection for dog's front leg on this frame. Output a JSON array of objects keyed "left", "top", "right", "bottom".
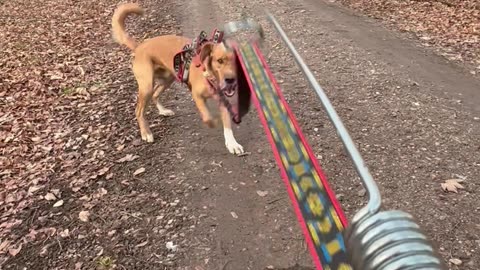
[
  {"left": 192, "top": 92, "right": 217, "bottom": 128},
  {"left": 220, "top": 106, "right": 244, "bottom": 155}
]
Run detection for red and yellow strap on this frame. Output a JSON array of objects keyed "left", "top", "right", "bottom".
[{"left": 234, "top": 42, "right": 352, "bottom": 270}]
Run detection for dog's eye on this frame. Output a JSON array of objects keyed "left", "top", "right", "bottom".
[{"left": 217, "top": 59, "right": 224, "bottom": 64}]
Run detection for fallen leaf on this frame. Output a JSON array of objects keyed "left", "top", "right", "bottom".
[
  {"left": 256, "top": 190, "right": 268, "bottom": 197},
  {"left": 98, "top": 188, "right": 108, "bottom": 196},
  {"left": 132, "top": 139, "right": 142, "bottom": 146},
  {"left": 75, "top": 262, "right": 83, "bottom": 270},
  {"left": 449, "top": 258, "right": 462, "bottom": 265},
  {"left": 0, "top": 240, "right": 10, "bottom": 253},
  {"left": 41, "top": 227, "right": 57, "bottom": 237},
  {"left": 28, "top": 185, "right": 42, "bottom": 194},
  {"left": 53, "top": 200, "right": 64, "bottom": 207},
  {"left": 117, "top": 154, "right": 139, "bottom": 163},
  {"left": 8, "top": 245, "right": 22, "bottom": 257},
  {"left": 136, "top": 240, "right": 149, "bottom": 248},
  {"left": 75, "top": 87, "right": 90, "bottom": 97},
  {"left": 59, "top": 229, "right": 70, "bottom": 238},
  {"left": 441, "top": 179, "right": 465, "bottom": 193},
  {"left": 97, "top": 167, "right": 110, "bottom": 176},
  {"left": 357, "top": 188, "right": 367, "bottom": 197},
  {"left": 166, "top": 241, "right": 177, "bottom": 252},
  {"left": 230, "top": 212, "right": 238, "bottom": 219},
  {"left": 83, "top": 202, "right": 95, "bottom": 209},
  {"left": 133, "top": 167, "right": 145, "bottom": 176},
  {"left": 79, "top": 211, "right": 90, "bottom": 222},
  {"left": 26, "top": 229, "right": 38, "bottom": 241},
  {"left": 79, "top": 196, "right": 89, "bottom": 202},
  {"left": 106, "top": 173, "right": 114, "bottom": 180},
  {"left": 210, "top": 161, "right": 223, "bottom": 167},
  {"left": 40, "top": 244, "right": 50, "bottom": 256},
  {"left": 41, "top": 145, "right": 53, "bottom": 152},
  {"left": 5, "top": 194, "right": 17, "bottom": 203},
  {"left": 0, "top": 219, "right": 22, "bottom": 230}
]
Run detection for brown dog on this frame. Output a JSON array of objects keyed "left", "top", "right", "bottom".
[{"left": 112, "top": 3, "right": 245, "bottom": 154}]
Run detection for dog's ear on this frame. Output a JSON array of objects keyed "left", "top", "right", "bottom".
[{"left": 199, "top": 43, "right": 214, "bottom": 63}]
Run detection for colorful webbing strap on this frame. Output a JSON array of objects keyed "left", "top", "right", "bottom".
[{"left": 234, "top": 42, "right": 353, "bottom": 270}]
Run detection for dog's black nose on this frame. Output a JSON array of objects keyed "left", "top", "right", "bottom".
[{"left": 225, "top": 78, "right": 236, "bottom": 84}]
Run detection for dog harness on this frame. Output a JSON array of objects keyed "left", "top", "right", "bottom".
[
  {"left": 173, "top": 29, "right": 224, "bottom": 84},
  {"left": 173, "top": 29, "right": 248, "bottom": 124}
]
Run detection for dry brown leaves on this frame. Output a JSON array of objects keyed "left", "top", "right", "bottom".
[
  {"left": 0, "top": 0, "right": 143, "bottom": 264},
  {"left": 338, "top": 0, "right": 480, "bottom": 68}
]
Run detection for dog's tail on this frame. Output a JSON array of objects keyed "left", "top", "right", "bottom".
[{"left": 111, "top": 3, "right": 144, "bottom": 51}]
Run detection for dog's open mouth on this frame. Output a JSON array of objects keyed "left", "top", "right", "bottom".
[
  {"left": 222, "top": 83, "right": 237, "bottom": 97},
  {"left": 218, "top": 82, "right": 241, "bottom": 124}
]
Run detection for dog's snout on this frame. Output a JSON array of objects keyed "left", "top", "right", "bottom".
[{"left": 225, "top": 78, "right": 236, "bottom": 85}]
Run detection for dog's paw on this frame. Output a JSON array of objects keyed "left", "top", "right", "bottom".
[
  {"left": 159, "top": 108, "right": 175, "bottom": 116},
  {"left": 203, "top": 118, "right": 219, "bottom": 128},
  {"left": 226, "top": 140, "right": 244, "bottom": 155},
  {"left": 141, "top": 132, "right": 154, "bottom": 143}
]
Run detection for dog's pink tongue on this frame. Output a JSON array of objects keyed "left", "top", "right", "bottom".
[
  {"left": 229, "top": 104, "right": 241, "bottom": 124},
  {"left": 232, "top": 113, "right": 241, "bottom": 124},
  {"left": 223, "top": 84, "right": 241, "bottom": 124}
]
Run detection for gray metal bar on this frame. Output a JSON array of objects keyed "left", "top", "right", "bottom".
[{"left": 266, "top": 12, "right": 382, "bottom": 223}]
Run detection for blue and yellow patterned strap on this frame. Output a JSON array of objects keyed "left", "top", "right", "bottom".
[{"left": 235, "top": 42, "right": 352, "bottom": 270}]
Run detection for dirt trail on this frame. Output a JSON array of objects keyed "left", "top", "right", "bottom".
[
  {"left": 168, "top": 0, "right": 313, "bottom": 269},
  {"left": 173, "top": 0, "right": 480, "bottom": 269}
]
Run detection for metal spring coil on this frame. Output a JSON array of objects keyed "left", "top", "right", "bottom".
[{"left": 345, "top": 210, "right": 447, "bottom": 270}]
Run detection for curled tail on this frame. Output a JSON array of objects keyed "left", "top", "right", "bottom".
[{"left": 111, "top": 3, "right": 144, "bottom": 51}]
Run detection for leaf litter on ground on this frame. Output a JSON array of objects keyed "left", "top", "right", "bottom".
[
  {"left": 0, "top": 0, "right": 184, "bottom": 266},
  {"left": 338, "top": 0, "right": 480, "bottom": 68}
]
